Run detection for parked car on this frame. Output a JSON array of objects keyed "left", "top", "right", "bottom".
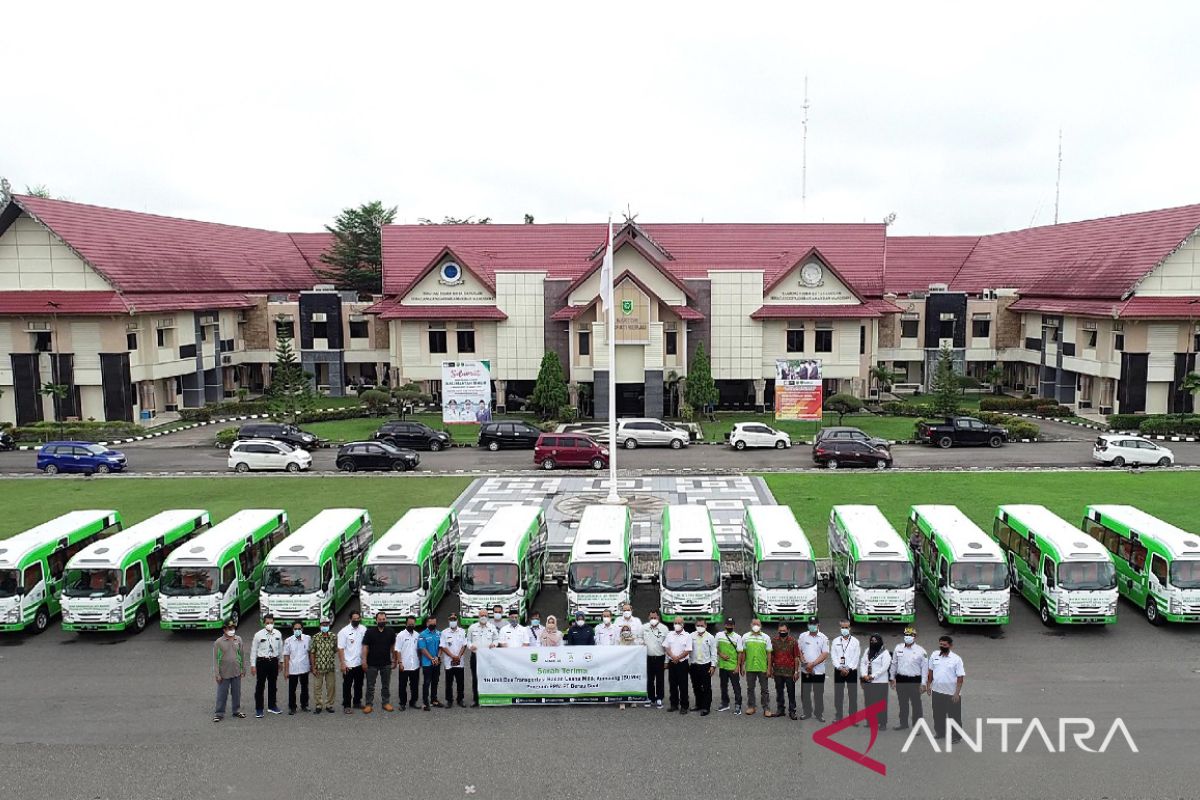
[
  {"left": 727, "top": 422, "right": 791, "bottom": 450},
  {"left": 534, "top": 433, "right": 609, "bottom": 470},
  {"left": 227, "top": 439, "right": 312, "bottom": 473},
  {"left": 615, "top": 418, "right": 689, "bottom": 450},
  {"left": 373, "top": 420, "right": 452, "bottom": 451},
  {"left": 478, "top": 421, "right": 542, "bottom": 451},
  {"left": 36, "top": 441, "right": 127, "bottom": 475},
  {"left": 814, "top": 426, "right": 890, "bottom": 450},
  {"left": 916, "top": 416, "right": 1008, "bottom": 448},
  {"left": 1092, "top": 434, "right": 1174, "bottom": 467},
  {"left": 336, "top": 440, "right": 420, "bottom": 472},
  {"left": 237, "top": 422, "right": 319, "bottom": 451},
  {"left": 0, "top": 430, "right": 14, "bottom": 451},
  {"left": 811, "top": 439, "right": 893, "bottom": 470}
]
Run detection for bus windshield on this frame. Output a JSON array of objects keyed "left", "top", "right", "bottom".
[
  {"left": 361, "top": 564, "right": 421, "bottom": 593},
  {"left": 568, "top": 561, "right": 629, "bottom": 593},
  {"left": 0, "top": 570, "right": 19, "bottom": 598},
  {"left": 262, "top": 565, "right": 321, "bottom": 594},
  {"left": 1169, "top": 560, "right": 1200, "bottom": 589},
  {"left": 757, "top": 559, "right": 817, "bottom": 589},
  {"left": 854, "top": 560, "right": 914, "bottom": 589},
  {"left": 662, "top": 559, "right": 721, "bottom": 591},
  {"left": 62, "top": 568, "right": 122, "bottom": 597},
  {"left": 460, "top": 563, "right": 519, "bottom": 595},
  {"left": 160, "top": 567, "right": 219, "bottom": 596},
  {"left": 949, "top": 562, "right": 1009, "bottom": 591},
  {"left": 1057, "top": 561, "right": 1117, "bottom": 591}
]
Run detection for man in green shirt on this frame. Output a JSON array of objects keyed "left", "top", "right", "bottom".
[
  {"left": 308, "top": 617, "right": 338, "bottom": 714},
  {"left": 740, "top": 617, "right": 773, "bottom": 716},
  {"left": 715, "top": 617, "right": 744, "bottom": 715},
  {"left": 212, "top": 623, "right": 246, "bottom": 723}
]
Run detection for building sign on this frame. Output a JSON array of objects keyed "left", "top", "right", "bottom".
[
  {"left": 766, "top": 260, "right": 856, "bottom": 305},
  {"left": 775, "top": 358, "right": 822, "bottom": 421},
  {"left": 441, "top": 360, "right": 492, "bottom": 424},
  {"left": 477, "top": 646, "right": 647, "bottom": 706},
  {"left": 405, "top": 261, "right": 494, "bottom": 305},
  {"left": 613, "top": 279, "right": 649, "bottom": 344}
]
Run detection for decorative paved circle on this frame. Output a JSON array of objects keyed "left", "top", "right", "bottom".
[{"left": 554, "top": 492, "right": 667, "bottom": 520}]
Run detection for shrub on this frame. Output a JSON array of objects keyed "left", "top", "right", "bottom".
[
  {"left": 882, "top": 401, "right": 937, "bottom": 418},
  {"left": 1001, "top": 419, "right": 1041, "bottom": 440},
  {"left": 216, "top": 428, "right": 239, "bottom": 447},
  {"left": 558, "top": 404, "right": 579, "bottom": 423},
  {"left": 1138, "top": 416, "right": 1200, "bottom": 436},
  {"left": 538, "top": 419, "right": 561, "bottom": 432},
  {"left": 1106, "top": 413, "right": 1145, "bottom": 431},
  {"left": 359, "top": 389, "right": 390, "bottom": 415},
  {"left": 679, "top": 402, "right": 695, "bottom": 422},
  {"left": 979, "top": 397, "right": 1073, "bottom": 417},
  {"left": 824, "top": 392, "right": 864, "bottom": 424},
  {"left": 294, "top": 407, "right": 371, "bottom": 424},
  {"left": 14, "top": 421, "right": 143, "bottom": 442}
]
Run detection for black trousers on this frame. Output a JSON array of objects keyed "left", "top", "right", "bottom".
[
  {"left": 863, "top": 681, "right": 888, "bottom": 727},
  {"left": 773, "top": 675, "right": 796, "bottom": 714},
  {"left": 445, "top": 667, "right": 465, "bottom": 704},
  {"left": 646, "top": 655, "right": 665, "bottom": 703},
  {"left": 254, "top": 657, "right": 279, "bottom": 711},
  {"left": 287, "top": 672, "right": 309, "bottom": 710},
  {"left": 833, "top": 669, "right": 859, "bottom": 719},
  {"left": 421, "top": 665, "right": 441, "bottom": 706},
  {"left": 931, "top": 692, "right": 962, "bottom": 738},
  {"left": 895, "top": 675, "right": 924, "bottom": 726},
  {"left": 718, "top": 668, "right": 742, "bottom": 706},
  {"left": 470, "top": 652, "right": 481, "bottom": 702},
  {"left": 800, "top": 672, "right": 825, "bottom": 718},
  {"left": 341, "top": 665, "right": 364, "bottom": 708},
  {"left": 398, "top": 668, "right": 419, "bottom": 708},
  {"left": 689, "top": 663, "right": 713, "bottom": 711},
  {"left": 667, "top": 660, "right": 690, "bottom": 709}
]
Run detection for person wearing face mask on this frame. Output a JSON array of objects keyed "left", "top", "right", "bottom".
[
  {"left": 664, "top": 616, "right": 693, "bottom": 714},
  {"left": 740, "top": 618, "right": 772, "bottom": 716},
  {"left": 538, "top": 614, "right": 563, "bottom": 646},
  {"left": 440, "top": 614, "right": 468, "bottom": 708},
  {"left": 393, "top": 616, "right": 422, "bottom": 711},
  {"left": 497, "top": 612, "right": 530, "bottom": 648},
  {"left": 360, "top": 612, "right": 396, "bottom": 714},
  {"left": 466, "top": 610, "right": 499, "bottom": 707},
  {"left": 859, "top": 633, "right": 892, "bottom": 729},
  {"left": 831, "top": 619, "right": 861, "bottom": 723},
  {"left": 798, "top": 619, "right": 829, "bottom": 722},
  {"left": 212, "top": 622, "right": 246, "bottom": 722},
  {"left": 715, "top": 617, "right": 744, "bottom": 715},
  {"left": 308, "top": 618, "right": 338, "bottom": 714},
  {"left": 337, "top": 612, "right": 367, "bottom": 714},
  {"left": 418, "top": 616, "right": 443, "bottom": 710},
  {"left": 250, "top": 613, "right": 284, "bottom": 718},
  {"left": 526, "top": 612, "right": 543, "bottom": 646},
  {"left": 889, "top": 626, "right": 927, "bottom": 730},
  {"left": 618, "top": 602, "right": 642, "bottom": 637},
  {"left": 640, "top": 612, "right": 667, "bottom": 708},
  {"left": 594, "top": 611, "right": 620, "bottom": 646},
  {"left": 926, "top": 635, "right": 965, "bottom": 743},
  {"left": 282, "top": 622, "right": 312, "bottom": 715},
  {"left": 766, "top": 624, "right": 800, "bottom": 720},
  {"left": 564, "top": 611, "right": 595, "bottom": 646}
]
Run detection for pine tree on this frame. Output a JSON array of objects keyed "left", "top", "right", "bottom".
[
  {"left": 268, "top": 333, "right": 316, "bottom": 424},
  {"left": 317, "top": 201, "right": 397, "bottom": 294},
  {"left": 685, "top": 341, "right": 719, "bottom": 413},
  {"left": 930, "top": 344, "right": 962, "bottom": 416},
  {"left": 530, "top": 351, "right": 568, "bottom": 419}
]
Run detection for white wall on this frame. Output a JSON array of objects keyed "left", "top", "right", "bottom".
[
  {"left": 568, "top": 246, "right": 686, "bottom": 306},
  {"left": 1134, "top": 229, "right": 1200, "bottom": 295},
  {"left": 495, "top": 272, "right": 546, "bottom": 380},
  {"left": 708, "top": 271, "right": 763, "bottom": 379},
  {"left": 764, "top": 259, "right": 856, "bottom": 305},
  {"left": 0, "top": 214, "right": 113, "bottom": 290},
  {"left": 403, "top": 261, "right": 495, "bottom": 305}
]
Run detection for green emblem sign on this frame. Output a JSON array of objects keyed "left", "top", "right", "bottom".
[{"left": 621, "top": 299, "right": 634, "bottom": 316}]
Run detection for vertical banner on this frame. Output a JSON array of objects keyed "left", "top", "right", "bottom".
[
  {"left": 774, "top": 358, "right": 823, "bottom": 421},
  {"left": 477, "top": 646, "right": 648, "bottom": 705},
  {"left": 441, "top": 360, "right": 492, "bottom": 424}
]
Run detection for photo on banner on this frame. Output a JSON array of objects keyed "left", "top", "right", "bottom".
[
  {"left": 775, "top": 358, "right": 822, "bottom": 421},
  {"left": 441, "top": 360, "right": 493, "bottom": 424}
]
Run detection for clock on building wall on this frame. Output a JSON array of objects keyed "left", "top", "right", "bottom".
[
  {"left": 439, "top": 261, "right": 464, "bottom": 285},
  {"left": 800, "top": 261, "right": 824, "bottom": 288}
]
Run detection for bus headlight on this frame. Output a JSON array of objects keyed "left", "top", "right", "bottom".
[
  {"left": 904, "top": 599, "right": 915, "bottom": 614},
  {"left": 1169, "top": 598, "right": 1182, "bottom": 614},
  {"left": 305, "top": 602, "right": 321, "bottom": 617},
  {"left": 107, "top": 608, "right": 122, "bottom": 622},
  {"left": 359, "top": 599, "right": 373, "bottom": 617},
  {"left": 207, "top": 603, "right": 221, "bottom": 620},
  {"left": 1107, "top": 600, "right": 1117, "bottom": 615},
  {"left": 1057, "top": 598, "right": 1068, "bottom": 615},
  {"left": 949, "top": 601, "right": 963, "bottom": 615},
  {"left": 4, "top": 608, "right": 18, "bottom": 622}
]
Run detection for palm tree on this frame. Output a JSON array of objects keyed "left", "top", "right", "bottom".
[
  {"left": 1182, "top": 371, "right": 1200, "bottom": 411},
  {"left": 869, "top": 365, "right": 897, "bottom": 396},
  {"left": 984, "top": 364, "right": 1005, "bottom": 395}
]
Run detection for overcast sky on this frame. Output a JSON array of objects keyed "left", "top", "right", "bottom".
[{"left": 3, "top": 2, "right": 1199, "bottom": 236}]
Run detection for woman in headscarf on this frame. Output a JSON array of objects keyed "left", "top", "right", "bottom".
[
  {"left": 859, "top": 633, "right": 893, "bottom": 729},
  {"left": 538, "top": 614, "right": 564, "bottom": 647}
]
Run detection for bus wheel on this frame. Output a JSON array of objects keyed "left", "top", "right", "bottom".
[
  {"left": 33, "top": 605, "right": 50, "bottom": 633},
  {"left": 936, "top": 606, "right": 946, "bottom": 626},
  {"left": 134, "top": 608, "right": 148, "bottom": 632},
  {"left": 1145, "top": 600, "right": 1164, "bottom": 626},
  {"left": 1039, "top": 602, "right": 1053, "bottom": 627}
]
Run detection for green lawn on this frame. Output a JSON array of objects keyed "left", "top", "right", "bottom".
[
  {"left": 764, "top": 471, "right": 1196, "bottom": 558},
  {"left": 698, "top": 412, "right": 920, "bottom": 443},
  {"left": 2, "top": 476, "right": 473, "bottom": 538}
]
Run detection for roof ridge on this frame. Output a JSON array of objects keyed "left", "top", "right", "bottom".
[
  {"left": 979, "top": 202, "right": 1200, "bottom": 238},
  {"left": 14, "top": 193, "right": 296, "bottom": 236}
]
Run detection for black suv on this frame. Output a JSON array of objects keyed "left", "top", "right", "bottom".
[
  {"left": 373, "top": 420, "right": 452, "bottom": 451},
  {"left": 237, "top": 422, "right": 319, "bottom": 450},
  {"left": 478, "top": 421, "right": 542, "bottom": 451},
  {"left": 336, "top": 441, "right": 420, "bottom": 472}
]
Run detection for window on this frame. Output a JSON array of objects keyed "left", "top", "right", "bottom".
[
  {"left": 456, "top": 324, "right": 476, "bottom": 353},
  {"left": 971, "top": 314, "right": 991, "bottom": 338},
  {"left": 200, "top": 326, "right": 209, "bottom": 342},
  {"left": 428, "top": 322, "right": 447, "bottom": 354},
  {"left": 786, "top": 324, "right": 805, "bottom": 353},
  {"left": 32, "top": 331, "right": 53, "bottom": 352},
  {"left": 938, "top": 313, "right": 955, "bottom": 340},
  {"left": 146, "top": 545, "right": 167, "bottom": 577},
  {"left": 665, "top": 322, "right": 678, "bottom": 356},
  {"left": 1129, "top": 542, "right": 1148, "bottom": 572},
  {"left": 126, "top": 332, "right": 138, "bottom": 351},
  {"left": 221, "top": 561, "right": 237, "bottom": 587},
  {"left": 815, "top": 329, "right": 833, "bottom": 353},
  {"left": 349, "top": 319, "right": 369, "bottom": 339},
  {"left": 1114, "top": 332, "right": 1124, "bottom": 351},
  {"left": 23, "top": 562, "right": 43, "bottom": 591},
  {"left": 1042, "top": 556, "right": 1056, "bottom": 588},
  {"left": 156, "top": 328, "right": 171, "bottom": 348},
  {"left": 124, "top": 562, "right": 144, "bottom": 591},
  {"left": 312, "top": 321, "right": 328, "bottom": 340},
  {"left": 578, "top": 331, "right": 591, "bottom": 356},
  {"left": 1149, "top": 554, "right": 1168, "bottom": 584},
  {"left": 994, "top": 519, "right": 1015, "bottom": 550},
  {"left": 541, "top": 436, "right": 559, "bottom": 447},
  {"left": 1085, "top": 330, "right": 1098, "bottom": 348},
  {"left": 859, "top": 325, "right": 866, "bottom": 355},
  {"left": 900, "top": 315, "right": 919, "bottom": 339},
  {"left": 275, "top": 318, "right": 295, "bottom": 340}
]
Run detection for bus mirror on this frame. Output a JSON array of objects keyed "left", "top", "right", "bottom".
[
  {"left": 218, "top": 581, "right": 231, "bottom": 594},
  {"left": 423, "top": 578, "right": 431, "bottom": 592},
  {"left": 841, "top": 574, "right": 850, "bottom": 587},
  {"left": 14, "top": 585, "right": 25, "bottom": 596},
  {"left": 119, "top": 585, "right": 131, "bottom": 596},
  {"left": 650, "top": 574, "right": 660, "bottom": 586}
]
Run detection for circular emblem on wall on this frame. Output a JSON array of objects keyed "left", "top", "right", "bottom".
[
  {"left": 439, "top": 261, "right": 464, "bottom": 285},
  {"left": 800, "top": 261, "right": 824, "bottom": 288}
]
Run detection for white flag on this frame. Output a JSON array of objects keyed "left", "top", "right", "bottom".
[{"left": 599, "top": 218, "right": 614, "bottom": 312}]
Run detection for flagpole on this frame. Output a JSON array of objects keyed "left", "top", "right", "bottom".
[{"left": 603, "top": 215, "right": 622, "bottom": 504}]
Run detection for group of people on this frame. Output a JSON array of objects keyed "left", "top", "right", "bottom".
[{"left": 211, "top": 609, "right": 966, "bottom": 741}]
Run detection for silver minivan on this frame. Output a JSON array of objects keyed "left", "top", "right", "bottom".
[{"left": 615, "top": 418, "right": 690, "bottom": 449}]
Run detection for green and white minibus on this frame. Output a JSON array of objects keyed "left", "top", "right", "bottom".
[
  {"left": 458, "top": 505, "right": 548, "bottom": 623},
  {"left": 660, "top": 505, "right": 723, "bottom": 623},
  {"left": 260, "top": 508, "right": 372, "bottom": 626},
  {"left": 909, "top": 505, "right": 1010, "bottom": 626},
  {"left": 360, "top": 507, "right": 459, "bottom": 624},
  {"left": 566, "top": 505, "right": 633, "bottom": 621},
  {"left": 61, "top": 510, "right": 211, "bottom": 633},
  {"left": 829, "top": 505, "right": 915, "bottom": 623},
  {"left": 0, "top": 510, "right": 123, "bottom": 633},
  {"left": 1083, "top": 505, "right": 1200, "bottom": 625},
  {"left": 159, "top": 509, "right": 290, "bottom": 630},
  {"left": 741, "top": 505, "right": 818, "bottom": 622},
  {"left": 992, "top": 504, "right": 1118, "bottom": 626}
]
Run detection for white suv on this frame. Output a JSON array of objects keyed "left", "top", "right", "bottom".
[
  {"left": 1092, "top": 434, "right": 1174, "bottom": 467},
  {"left": 728, "top": 422, "right": 791, "bottom": 450},
  {"left": 228, "top": 439, "right": 314, "bottom": 473},
  {"left": 615, "top": 418, "right": 690, "bottom": 449}
]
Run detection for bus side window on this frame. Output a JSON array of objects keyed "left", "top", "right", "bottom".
[
  {"left": 240, "top": 546, "right": 254, "bottom": 578},
  {"left": 938, "top": 558, "right": 949, "bottom": 586},
  {"left": 1149, "top": 554, "right": 1168, "bottom": 584},
  {"left": 221, "top": 561, "right": 237, "bottom": 588},
  {"left": 1041, "top": 557, "right": 1055, "bottom": 587},
  {"left": 1015, "top": 535, "right": 1029, "bottom": 566},
  {"left": 23, "top": 562, "right": 44, "bottom": 591},
  {"left": 146, "top": 546, "right": 165, "bottom": 578},
  {"left": 125, "top": 562, "right": 144, "bottom": 592},
  {"left": 1026, "top": 543, "right": 1041, "bottom": 573},
  {"left": 1116, "top": 538, "right": 1133, "bottom": 564},
  {"left": 1129, "top": 542, "right": 1147, "bottom": 572},
  {"left": 994, "top": 520, "right": 1013, "bottom": 550}
]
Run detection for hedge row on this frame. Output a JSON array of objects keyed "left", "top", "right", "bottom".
[
  {"left": 979, "top": 397, "right": 1074, "bottom": 417},
  {"left": 13, "top": 421, "right": 143, "bottom": 442},
  {"left": 179, "top": 401, "right": 270, "bottom": 422},
  {"left": 1107, "top": 413, "right": 1200, "bottom": 436}
]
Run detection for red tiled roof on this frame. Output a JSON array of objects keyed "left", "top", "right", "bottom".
[
  {"left": 365, "top": 300, "right": 508, "bottom": 321},
  {"left": 0, "top": 291, "right": 130, "bottom": 315},
  {"left": 550, "top": 304, "right": 594, "bottom": 321},
  {"left": 1007, "top": 297, "right": 1124, "bottom": 317},
  {"left": 122, "top": 293, "right": 255, "bottom": 312},
  {"left": 287, "top": 232, "right": 335, "bottom": 272},
  {"left": 884, "top": 236, "right": 979, "bottom": 295},
  {"left": 749, "top": 300, "right": 901, "bottom": 320},
  {"left": 10, "top": 195, "right": 319, "bottom": 294},
  {"left": 1010, "top": 295, "right": 1200, "bottom": 318},
  {"left": 672, "top": 306, "right": 705, "bottom": 321},
  {"left": 1118, "top": 296, "right": 1200, "bottom": 318}
]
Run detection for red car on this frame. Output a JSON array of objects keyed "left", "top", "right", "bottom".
[{"left": 533, "top": 433, "right": 610, "bottom": 470}]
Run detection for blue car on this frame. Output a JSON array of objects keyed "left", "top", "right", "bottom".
[{"left": 36, "top": 441, "right": 128, "bottom": 475}]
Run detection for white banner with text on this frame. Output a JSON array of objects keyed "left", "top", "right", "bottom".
[{"left": 477, "top": 646, "right": 647, "bottom": 705}]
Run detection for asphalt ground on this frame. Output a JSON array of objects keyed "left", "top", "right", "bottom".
[{"left": 2, "top": 580, "right": 1197, "bottom": 800}]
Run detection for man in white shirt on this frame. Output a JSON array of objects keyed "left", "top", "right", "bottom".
[
  {"left": 337, "top": 612, "right": 366, "bottom": 714},
  {"left": 527, "top": 612, "right": 543, "bottom": 646},
  {"left": 689, "top": 621, "right": 717, "bottom": 716},
  {"left": 440, "top": 614, "right": 468, "bottom": 708},
  {"left": 251, "top": 614, "right": 284, "bottom": 718},
  {"left": 889, "top": 625, "right": 927, "bottom": 730},
  {"left": 466, "top": 611, "right": 498, "bottom": 708},
  {"left": 594, "top": 612, "right": 620, "bottom": 646},
  {"left": 663, "top": 616, "right": 693, "bottom": 714},
  {"left": 926, "top": 634, "right": 966, "bottom": 742},
  {"left": 830, "top": 619, "right": 861, "bottom": 722},
  {"left": 393, "top": 616, "right": 422, "bottom": 711},
  {"left": 618, "top": 603, "right": 643, "bottom": 637},
  {"left": 282, "top": 621, "right": 311, "bottom": 715},
  {"left": 497, "top": 611, "right": 529, "bottom": 648},
  {"left": 640, "top": 611, "right": 668, "bottom": 708},
  {"left": 798, "top": 620, "right": 829, "bottom": 722}
]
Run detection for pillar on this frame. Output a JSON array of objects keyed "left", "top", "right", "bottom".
[
  {"left": 495, "top": 379, "right": 508, "bottom": 413},
  {"left": 644, "top": 371, "right": 664, "bottom": 418},
  {"left": 594, "top": 370, "right": 611, "bottom": 421}
]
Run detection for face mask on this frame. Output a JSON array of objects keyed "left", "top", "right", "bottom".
[
  {"left": 695, "top": 625, "right": 706, "bottom": 634},
  {"left": 265, "top": 623, "right": 274, "bottom": 632},
  {"left": 649, "top": 619, "right": 659, "bottom": 627},
  {"left": 840, "top": 628, "right": 850, "bottom": 637},
  {"left": 673, "top": 623, "right": 684, "bottom": 632},
  {"left": 319, "top": 625, "right": 330, "bottom": 633},
  {"left": 509, "top": 619, "right": 518, "bottom": 627},
  {"left": 351, "top": 620, "right": 361, "bottom": 628},
  {"left": 225, "top": 629, "right": 236, "bottom": 637},
  {"left": 751, "top": 624, "right": 761, "bottom": 633},
  {"left": 575, "top": 620, "right": 585, "bottom": 627},
  {"left": 622, "top": 610, "right": 632, "bottom": 619},
  {"left": 724, "top": 626, "right": 734, "bottom": 634},
  {"left": 377, "top": 622, "right": 386, "bottom": 629},
  {"left": 807, "top": 625, "right": 818, "bottom": 633},
  {"left": 531, "top": 619, "right": 541, "bottom": 628},
  {"left": 779, "top": 630, "right": 789, "bottom": 638},
  {"left": 427, "top": 623, "right": 436, "bottom": 630},
  {"left": 449, "top": 620, "right": 459, "bottom": 629},
  {"left": 939, "top": 646, "right": 950, "bottom": 655},
  {"left": 492, "top": 613, "right": 502, "bottom": 621},
  {"left": 293, "top": 629, "right": 302, "bottom": 638},
  {"left": 904, "top": 635, "right": 915, "bottom": 645},
  {"left": 602, "top": 617, "right": 611, "bottom": 624},
  {"left": 406, "top": 624, "right": 415, "bottom": 632}
]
